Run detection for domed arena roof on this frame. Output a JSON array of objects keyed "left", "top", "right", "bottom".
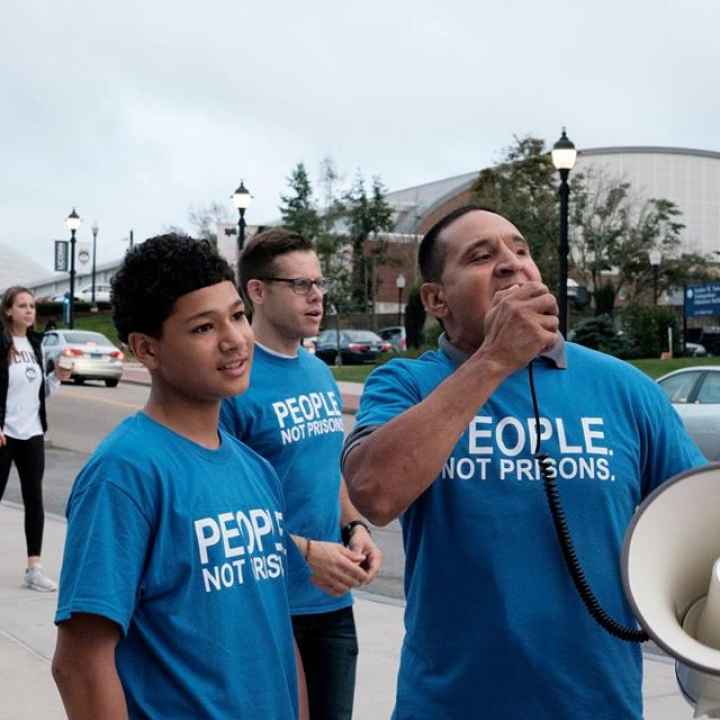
[{"left": 0, "top": 243, "right": 49, "bottom": 294}]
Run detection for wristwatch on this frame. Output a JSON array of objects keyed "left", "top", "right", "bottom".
[{"left": 341, "top": 520, "right": 371, "bottom": 546}]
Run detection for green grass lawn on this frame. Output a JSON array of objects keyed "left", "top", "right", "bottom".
[{"left": 331, "top": 354, "right": 720, "bottom": 384}]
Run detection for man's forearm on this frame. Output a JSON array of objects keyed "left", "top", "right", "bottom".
[{"left": 345, "top": 351, "right": 509, "bottom": 526}]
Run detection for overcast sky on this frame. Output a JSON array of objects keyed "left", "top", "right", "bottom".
[{"left": 3, "top": 0, "right": 719, "bottom": 275}]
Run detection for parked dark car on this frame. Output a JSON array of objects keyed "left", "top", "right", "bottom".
[{"left": 315, "top": 329, "right": 390, "bottom": 365}]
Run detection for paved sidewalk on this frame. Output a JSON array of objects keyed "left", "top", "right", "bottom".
[
  {"left": 0, "top": 500, "right": 694, "bottom": 719},
  {"left": 121, "top": 361, "right": 364, "bottom": 414}
]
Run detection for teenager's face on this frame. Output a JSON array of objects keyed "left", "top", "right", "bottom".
[
  {"left": 258, "top": 251, "right": 324, "bottom": 340},
  {"left": 6, "top": 292, "right": 36, "bottom": 334},
  {"left": 430, "top": 211, "right": 542, "bottom": 350},
  {"left": 152, "top": 281, "right": 254, "bottom": 401}
]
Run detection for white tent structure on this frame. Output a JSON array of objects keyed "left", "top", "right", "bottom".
[{"left": 0, "top": 243, "right": 48, "bottom": 294}]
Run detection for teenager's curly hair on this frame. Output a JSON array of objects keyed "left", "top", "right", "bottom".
[{"left": 112, "top": 233, "right": 235, "bottom": 343}]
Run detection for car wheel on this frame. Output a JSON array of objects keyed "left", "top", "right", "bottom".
[
  {"left": 73, "top": 377, "right": 85, "bottom": 385},
  {"left": 105, "top": 379, "right": 119, "bottom": 388},
  {"left": 46, "top": 359, "right": 55, "bottom": 374}
]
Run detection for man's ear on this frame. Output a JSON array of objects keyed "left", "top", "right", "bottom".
[
  {"left": 420, "top": 282, "right": 449, "bottom": 320},
  {"left": 245, "top": 279, "right": 265, "bottom": 306},
  {"left": 128, "top": 332, "right": 160, "bottom": 370}
]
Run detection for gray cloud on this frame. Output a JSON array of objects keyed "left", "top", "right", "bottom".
[{"left": 2, "top": 0, "right": 719, "bottom": 275}]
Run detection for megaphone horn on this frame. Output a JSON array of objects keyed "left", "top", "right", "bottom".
[{"left": 623, "top": 463, "right": 720, "bottom": 718}]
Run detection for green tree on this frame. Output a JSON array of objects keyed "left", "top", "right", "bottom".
[
  {"left": 571, "top": 167, "right": 711, "bottom": 310},
  {"left": 314, "top": 157, "right": 354, "bottom": 316},
  {"left": 569, "top": 169, "right": 630, "bottom": 304},
  {"left": 279, "top": 163, "right": 322, "bottom": 240},
  {"left": 277, "top": 159, "right": 395, "bottom": 319},
  {"left": 620, "top": 304, "right": 679, "bottom": 358},
  {"left": 344, "top": 173, "right": 395, "bottom": 312}
]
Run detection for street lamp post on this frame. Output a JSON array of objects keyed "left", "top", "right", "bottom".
[
  {"left": 91, "top": 221, "right": 99, "bottom": 308},
  {"left": 396, "top": 273, "right": 406, "bottom": 327},
  {"left": 649, "top": 249, "right": 662, "bottom": 305},
  {"left": 65, "top": 208, "right": 82, "bottom": 329},
  {"left": 232, "top": 181, "right": 252, "bottom": 280},
  {"left": 552, "top": 128, "right": 577, "bottom": 338}
]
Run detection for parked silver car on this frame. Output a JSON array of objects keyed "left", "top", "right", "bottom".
[
  {"left": 657, "top": 366, "right": 720, "bottom": 461},
  {"left": 42, "top": 330, "right": 124, "bottom": 387}
]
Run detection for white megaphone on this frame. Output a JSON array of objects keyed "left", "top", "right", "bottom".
[{"left": 623, "top": 463, "right": 720, "bottom": 718}]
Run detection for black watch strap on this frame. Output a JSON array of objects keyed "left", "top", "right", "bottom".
[{"left": 341, "top": 520, "right": 370, "bottom": 546}]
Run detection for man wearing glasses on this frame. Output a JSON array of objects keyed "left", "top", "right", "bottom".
[{"left": 221, "top": 228, "right": 382, "bottom": 720}]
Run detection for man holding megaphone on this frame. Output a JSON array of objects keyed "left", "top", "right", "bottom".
[{"left": 342, "top": 206, "right": 707, "bottom": 719}]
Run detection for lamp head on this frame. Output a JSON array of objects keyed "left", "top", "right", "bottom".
[
  {"left": 232, "top": 181, "right": 252, "bottom": 210},
  {"left": 552, "top": 128, "right": 577, "bottom": 171},
  {"left": 65, "top": 208, "right": 81, "bottom": 232}
]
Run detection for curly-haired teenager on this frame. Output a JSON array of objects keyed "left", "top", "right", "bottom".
[
  {"left": 52, "top": 234, "right": 309, "bottom": 720},
  {"left": 1, "top": 286, "right": 72, "bottom": 591}
]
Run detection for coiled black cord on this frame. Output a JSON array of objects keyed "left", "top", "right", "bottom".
[{"left": 527, "top": 362, "right": 648, "bottom": 643}]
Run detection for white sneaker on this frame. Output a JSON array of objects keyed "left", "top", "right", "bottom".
[{"left": 24, "top": 567, "right": 57, "bottom": 592}]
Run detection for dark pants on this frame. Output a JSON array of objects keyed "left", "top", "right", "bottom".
[
  {"left": 0, "top": 435, "right": 45, "bottom": 557},
  {"left": 292, "top": 606, "right": 358, "bottom": 720}
]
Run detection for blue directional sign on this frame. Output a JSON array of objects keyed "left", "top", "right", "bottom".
[{"left": 685, "top": 284, "right": 720, "bottom": 317}]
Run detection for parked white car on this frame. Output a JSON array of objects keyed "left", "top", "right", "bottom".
[
  {"left": 78, "top": 284, "right": 112, "bottom": 303},
  {"left": 657, "top": 366, "right": 720, "bottom": 461}
]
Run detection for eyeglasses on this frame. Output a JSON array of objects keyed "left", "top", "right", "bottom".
[{"left": 261, "top": 277, "right": 329, "bottom": 296}]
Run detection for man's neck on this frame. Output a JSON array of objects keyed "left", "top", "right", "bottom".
[
  {"left": 144, "top": 382, "right": 221, "bottom": 450},
  {"left": 251, "top": 316, "right": 301, "bottom": 357}
]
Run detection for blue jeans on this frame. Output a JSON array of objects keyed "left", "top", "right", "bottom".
[{"left": 292, "top": 606, "right": 358, "bottom": 720}]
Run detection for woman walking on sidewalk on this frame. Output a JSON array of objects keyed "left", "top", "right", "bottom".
[{"left": 0, "top": 287, "right": 71, "bottom": 591}]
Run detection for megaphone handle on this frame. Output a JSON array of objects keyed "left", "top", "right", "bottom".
[{"left": 527, "top": 363, "right": 649, "bottom": 644}]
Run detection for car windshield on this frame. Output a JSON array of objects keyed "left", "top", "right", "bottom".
[
  {"left": 344, "top": 331, "right": 381, "bottom": 342},
  {"left": 62, "top": 332, "right": 113, "bottom": 346}
]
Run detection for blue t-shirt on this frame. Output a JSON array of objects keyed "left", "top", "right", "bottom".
[
  {"left": 55, "top": 412, "right": 301, "bottom": 720},
  {"left": 220, "top": 344, "right": 351, "bottom": 615},
  {"left": 352, "top": 342, "right": 706, "bottom": 720}
]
